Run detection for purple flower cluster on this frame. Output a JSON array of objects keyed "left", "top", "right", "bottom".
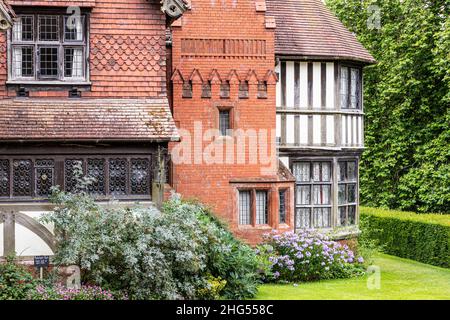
[
  {"left": 258, "top": 230, "right": 364, "bottom": 282},
  {"left": 31, "top": 284, "right": 127, "bottom": 300}
]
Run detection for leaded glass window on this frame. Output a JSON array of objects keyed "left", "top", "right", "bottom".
[
  {"left": 10, "top": 14, "right": 87, "bottom": 82},
  {"left": 109, "top": 159, "right": 127, "bottom": 196},
  {"left": 130, "top": 159, "right": 150, "bottom": 195},
  {"left": 0, "top": 160, "right": 10, "bottom": 197},
  {"left": 293, "top": 161, "right": 332, "bottom": 229},
  {"left": 35, "top": 159, "right": 54, "bottom": 197},
  {"left": 239, "top": 190, "right": 251, "bottom": 225},
  {"left": 87, "top": 159, "right": 106, "bottom": 195},
  {"left": 340, "top": 66, "right": 361, "bottom": 109},
  {"left": 256, "top": 191, "right": 268, "bottom": 225},
  {"left": 12, "top": 160, "right": 32, "bottom": 197},
  {"left": 279, "top": 189, "right": 287, "bottom": 224},
  {"left": 238, "top": 189, "right": 273, "bottom": 226},
  {"left": 338, "top": 161, "right": 358, "bottom": 226},
  {"left": 65, "top": 159, "right": 83, "bottom": 193},
  {"left": 0, "top": 156, "right": 153, "bottom": 200}
]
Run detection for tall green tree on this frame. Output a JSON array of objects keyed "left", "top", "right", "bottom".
[{"left": 325, "top": 0, "right": 449, "bottom": 213}]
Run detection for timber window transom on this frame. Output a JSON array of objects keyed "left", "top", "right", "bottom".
[
  {"left": 293, "top": 161, "right": 332, "bottom": 229},
  {"left": 10, "top": 14, "right": 87, "bottom": 82},
  {"left": 0, "top": 156, "right": 152, "bottom": 200}
]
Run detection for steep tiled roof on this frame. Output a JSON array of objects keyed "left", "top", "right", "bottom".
[
  {"left": 266, "top": 0, "right": 376, "bottom": 64},
  {"left": 0, "top": 99, "right": 179, "bottom": 141}
]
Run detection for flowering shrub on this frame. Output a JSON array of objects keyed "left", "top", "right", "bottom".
[
  {"left": 257, "top": 231, "right": 365, "bottom": 282},
  {"left": 42, "top": 187, "right": 259, "bottom": 300},
  {"left": 28, "top": 284, "right": 125, "bottom": 300}
]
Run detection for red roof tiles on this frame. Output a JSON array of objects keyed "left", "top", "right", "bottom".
[
  {"left": 0, "top": 99, "right": 179, "bottom": 141},
  {"left": 266, "top": 0, "right": 376, "bottom": 64}
]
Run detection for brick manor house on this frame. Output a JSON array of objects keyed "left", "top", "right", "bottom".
[{"left": 0, "top": 0, "right": 374, "bottom": 258}]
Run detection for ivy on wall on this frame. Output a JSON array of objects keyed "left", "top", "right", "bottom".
[{"left": 326, "top": 0, "right": 450, "bottom": 213}]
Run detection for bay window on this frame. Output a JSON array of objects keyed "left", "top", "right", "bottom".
[
  {"left": 293, "top": 158, "right": 359, "bottom": 230},
  {"left": 10, "top": 14, "right": 87, "bottom": 82},
  {"left": 293, "top": 161, "right": 332, "bottom": 229}
]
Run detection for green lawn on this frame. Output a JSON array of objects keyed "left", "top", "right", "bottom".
[{"left": 255, "top": 254, "right": 450, "bottom": 300}]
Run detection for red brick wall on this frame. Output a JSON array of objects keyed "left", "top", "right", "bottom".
[
  {"left": 169, "top": 0, "right": 295, "bottom": 244},
  {"left": 0, "top": 32, "right": 6, "bottom": 99},
  {"left": 9, "top": 0, "right": 96, "bottom": 6},
  {"left": 0, "top": 0, "right": 167, "bottom": 99}
]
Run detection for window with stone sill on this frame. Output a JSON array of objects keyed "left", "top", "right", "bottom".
[
  {"left": 238, "top": 189, "right": 269, "bottom": 226},
  {"left": 0, "top": 156, "right": 152, "bottom": 200},
  {"left": 10, "top": 14, "right": 87, "bottom": 82}
]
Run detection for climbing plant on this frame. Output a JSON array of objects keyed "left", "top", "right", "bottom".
[{"left": 326, "top": 0, "right": 450, "bottom": 213}]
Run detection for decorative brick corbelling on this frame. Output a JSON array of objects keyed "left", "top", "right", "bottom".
[
  {"left": 264, "top": 69, "right": 278, "bottom": 84},
  {"left": 209, "top": 69, "right": 222, "bottom": 84},
  {"left": 189, "top": 69, "right": 203, "bottom": 84},
  {"left": 171, "top": 68, "right": 184, "bottom": 84},
  {"left": 246, "top": 69, "right": 259, "bottom": 84},
  {"left": 226, "top": 69, "right": 240, "bottom": 84}
]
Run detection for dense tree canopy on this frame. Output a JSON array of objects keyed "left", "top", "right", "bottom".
[{"left": 326, "top": 0, "right": 450, "bottom": 213}]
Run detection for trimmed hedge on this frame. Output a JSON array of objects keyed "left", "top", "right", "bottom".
[{"left": 360, "top": 207, "right": 450, "bottom": 268}]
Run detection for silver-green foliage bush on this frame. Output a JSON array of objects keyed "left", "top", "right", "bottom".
[{"left": 42, "top": 190, "right": 259, "bottom": 300}]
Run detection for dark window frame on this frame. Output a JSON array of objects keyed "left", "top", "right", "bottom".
[
  {"left": 9, "top": 13, "right": 88, "bottom": 82},
  {"left": 0, "top": 154, "right": 152, "bottom": 201}
]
